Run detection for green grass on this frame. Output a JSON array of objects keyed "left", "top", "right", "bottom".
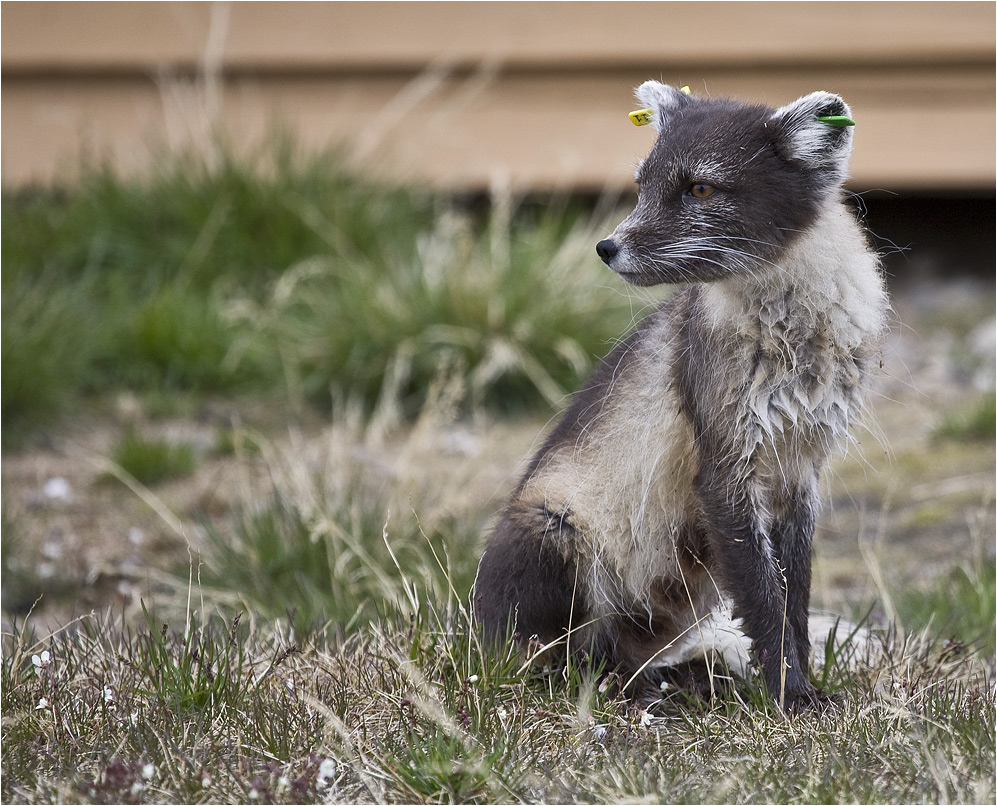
[
  {"left": 107, "top": 427, "right": 198, "bottom": 486},
  {"left": 197, "top": 479, "right": 478, "bottom": 630},
  {"left": 0, "top": 269, "right": 101, "bottom": 438},
  {"left": 935, "top": 391, "right": 997, "bottom": 442},
  {"left": 2, "top": 141, "right": 638, "bottom": 445},
  {"left": 193, "top": 393, "right": 490, "bottom": 630},
  {"left": 251, "top": 202, "right": 641, "bottom": 417},
  {"left": 896, "top": 557, "right": 996, "bottom": 656},
  {"left": 1, "top": 141, "right": 434, "bottom": 443},
  {"left": 2, "top": 582, "right": 993, "bottom": 804}
]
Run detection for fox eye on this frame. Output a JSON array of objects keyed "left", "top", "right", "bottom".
[{"left": 688, "top": 183, "right": 717, "bottom": 199}]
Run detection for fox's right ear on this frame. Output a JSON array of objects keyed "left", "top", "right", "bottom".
[{"left": 634, "top": 81, "right": 692, "bottom": 133}]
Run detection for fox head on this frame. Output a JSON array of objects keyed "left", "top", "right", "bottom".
[{"left": 596, "top": 82, "right": 856, "bottom": 286}]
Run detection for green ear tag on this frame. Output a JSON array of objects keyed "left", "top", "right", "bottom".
[{"left": 817, "top": 115, "right": 856, "bottom": 127}]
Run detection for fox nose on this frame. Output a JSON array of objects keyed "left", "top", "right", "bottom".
[{"left": 595, "top": 239, "right": 618, "bottom": 264}]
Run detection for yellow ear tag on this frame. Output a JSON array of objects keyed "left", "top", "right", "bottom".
[{"left": 630, "top": 88, "right": 691, "bottom": 126}]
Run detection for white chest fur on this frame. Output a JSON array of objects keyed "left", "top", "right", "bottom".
[{"left": 701, "top": 201, "right": 888, "bottom": 480}]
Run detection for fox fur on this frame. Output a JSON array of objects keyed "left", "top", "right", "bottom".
[{"left": 473, "top": 82, "right": 889, "bottom": 710}]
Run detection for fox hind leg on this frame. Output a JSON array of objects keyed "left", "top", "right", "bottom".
[{"left": 474, "top": 504, "right": 584, "bottom": 657}]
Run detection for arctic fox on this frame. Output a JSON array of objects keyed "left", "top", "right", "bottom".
[{"left": 474, "top": 82, "right": 888, "bottom": 710}]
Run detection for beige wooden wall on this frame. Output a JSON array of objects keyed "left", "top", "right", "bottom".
[{"left": 3, "top": 1, "right": 994, "bottom": 191}]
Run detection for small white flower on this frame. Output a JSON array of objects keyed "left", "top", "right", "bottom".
[
  {"left": 592, "top": 724, "right": 608, "bottom": 741},
  {"left": 31, "top": 650, "right": 51, "bottom": 675},
  {"left": 201, "top": 774, "right": 212, "bottom": 788},
  {"left": 317, "top": 757, "right": 337, "bottom": 787},
  {"left": 466, "top": 674, "right": 479, "bottom": 684},
  {"left": 248, "top": 787, "right": 260, "bottom": 800},
  {"left": 141, "top": 763, "right": 156, "bottom": 780},
  {"left": 129, "top": 782, "right": 144, "bottom": 796},
  {"left": 639, "top": 710, "right": 654, "bottom": 728},
  {"left": 103, "top": 686, "right": 114, "bottom": 703},
  {"left": 35, "top": 697, "right": 50, "bottom": 710}
]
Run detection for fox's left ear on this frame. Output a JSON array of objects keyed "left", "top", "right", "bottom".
[{"left": 771, "top": 91, "right": 854, "bottom": 184}]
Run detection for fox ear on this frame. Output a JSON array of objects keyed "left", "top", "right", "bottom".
[
  {"left": 634, "top": 81, "right": 692, "bottom": 133},
  {"left": 771, "top": 91, "right": 854, "bottom": 183}
]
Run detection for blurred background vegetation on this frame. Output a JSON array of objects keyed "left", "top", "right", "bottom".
[{"left": 2, "top": 142, "right": 645, "bottom": 444}]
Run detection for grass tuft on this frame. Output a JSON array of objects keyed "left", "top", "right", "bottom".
[
  {"left": 897, "top": 558, "right": 996, "bottom": 656},
  {"left": 108, "top": 427, "right": 198, "bottom": 486},
  {"left": 934, "top": 391, "right": 996, "bottom": 442},
  {"left": 194, "top": 420, "right": 484, "bottom": 630},
  {"left": 0, "top": 270, "right": 100, "bottom": 444},
  {"left": 3, "top": 141, "right": 638, "bottom": 443},
  {"left": 1, "top": 140, "right": 433, "bottom": 441},
  {"left": 235, "top": 202, "right": 640, "bottom": 417}
]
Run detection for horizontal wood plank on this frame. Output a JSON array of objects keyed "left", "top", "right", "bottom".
[
  {"left": 3, "top": 1, "right": 992, "bottom": 71},
  {"left": 4, "top": 65, "right": 992, "bottom": 190}
]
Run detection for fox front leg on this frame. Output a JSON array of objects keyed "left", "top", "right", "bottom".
[{"left": 694, "top": 466, "right": 817, "bottom": 709}]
